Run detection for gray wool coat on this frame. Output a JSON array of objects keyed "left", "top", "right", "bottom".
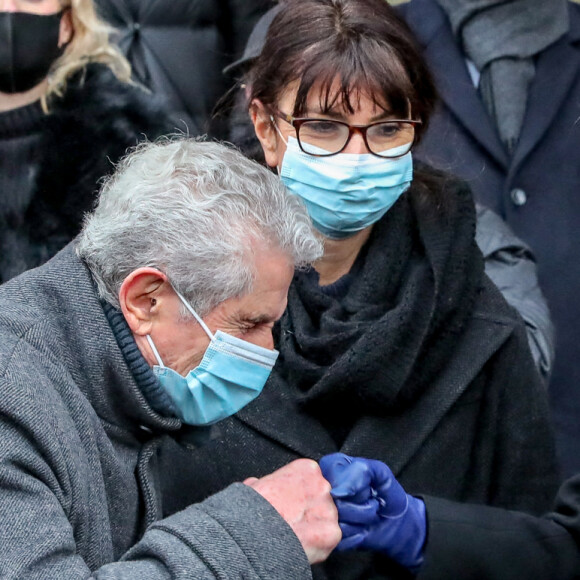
[{"left": 0, "top": 244, "right": 311, "bottom": 579}]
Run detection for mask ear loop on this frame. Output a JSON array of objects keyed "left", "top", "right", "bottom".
[
  {"left": 270, "top": 115, "right": 288, "bottom": 145},
  {"left": 173, "top": 289, "right": 215, "bottom": 340},
  {"left": 146, "top": 287, "right": 214, "bottom": 366},
  {"left": 146, "top": 334, "right": 165, "bottom": 368}
]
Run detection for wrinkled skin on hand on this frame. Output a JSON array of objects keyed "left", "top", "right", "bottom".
[
  {"left": 244, "top": 458, "right": 342, "bottom": 564},
  {"left": 319, "top": 453, "right": 426, "bottom": 572}
]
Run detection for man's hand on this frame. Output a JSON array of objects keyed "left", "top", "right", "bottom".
[{"left": 244, "top": 458, "right": 341, "bottom": 564}]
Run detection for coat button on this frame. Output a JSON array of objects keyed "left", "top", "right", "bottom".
[{"left": 510, "top": 188, "right": 527, "bottom": 206}]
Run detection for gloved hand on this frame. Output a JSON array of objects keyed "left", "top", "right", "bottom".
[{"left": 319, "top": 453, "right": 427, "bottom": 573}]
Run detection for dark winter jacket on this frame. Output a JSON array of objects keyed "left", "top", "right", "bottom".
[
  {"left": 0, "top": 243, "right": 312, "bottom": 579},
  {"left": 94, "top": 0, "right": 276, "bottom": 137},
  {"left": 475, "top": 204, "right": 554, "bottom": 380},
  {"left": 398, "top": 0, "right": 580, "bottom": 478},
  {"left": 159, "top": 173, "right": 558, "bottom": 580},
  {"left": 0, "top": 62, "right": 172, "bottom": 283}
]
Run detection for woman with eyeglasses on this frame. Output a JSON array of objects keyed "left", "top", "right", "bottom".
[
  {"left": 0, "top": 0, "right": 171, "bottom": 283},
  {"left": 160, "top": 0, "right": 558, "bottom": 576}
]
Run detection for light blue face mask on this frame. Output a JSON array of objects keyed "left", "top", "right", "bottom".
[
  {"left": 279, "top": 136, "right": 413, "bottom": 239},
  {"left": 146, "top": 291, "right": 279, "bottom": 426}
]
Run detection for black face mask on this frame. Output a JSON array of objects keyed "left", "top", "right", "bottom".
[{"left": 0, "top": 11, "right": 65, "bottom": 94}]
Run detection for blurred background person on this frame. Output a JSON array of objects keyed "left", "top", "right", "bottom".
[
  {"left": 397, "top": 0, "right": 580, "bottom": 478},
  {"left": 0, "top": 0, "right": 172, "bottom": 283},
  {"left": 160, "top": 1, "right": 559, "bottom": 578}
]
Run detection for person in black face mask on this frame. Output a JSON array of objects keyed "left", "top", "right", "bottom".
[
  {"left": 0, "top": 4, "right": 67, "bottom": 95},
  {"left": 0, "top": 0, "right": 172, "bottom": 283}
]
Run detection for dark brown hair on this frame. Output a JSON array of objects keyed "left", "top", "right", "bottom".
[{"left": 248, "top": 0, "right": 437, "bottom": 142}]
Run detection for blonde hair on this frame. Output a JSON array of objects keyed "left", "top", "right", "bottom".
[{"left": 43, "top": 0, "right": 132, "bottom": 108}]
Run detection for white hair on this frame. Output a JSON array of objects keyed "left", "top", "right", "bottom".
[{"left": 76, "top": 137, "right": 323, "bottom": 314}]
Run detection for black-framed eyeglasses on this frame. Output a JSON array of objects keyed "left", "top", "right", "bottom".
[{"left": 272, "top": 109, "right": 421, "bottom": 158}]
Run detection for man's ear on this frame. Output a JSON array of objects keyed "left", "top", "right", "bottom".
[
  {"left": 119, "top": 268, "right": 168, "bottom": 336},
  {"left": 250, "top": 99, "right": 281, "bottom": 168}
]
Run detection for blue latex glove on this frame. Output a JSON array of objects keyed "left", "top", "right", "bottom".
[{"left": 319, "top": 453, "right": 427, "bottom": 572}]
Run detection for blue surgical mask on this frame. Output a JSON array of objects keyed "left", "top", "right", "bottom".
[
  {"left": 147, "top": 291, "right": 278, "bottom": 425},
  {"left": 279, "top": 136, "right": 413, "bottom": 239}
]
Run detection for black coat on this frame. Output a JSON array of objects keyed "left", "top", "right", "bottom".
[
  {"left": 418, "top": 475, "right": 580, "bottom": 579},
  {"left": 398, "top": 0, "right": 580, "bottom": 478},
  {"left": 0, "top": 63, "right": 172, "bottom": 282},
  {"left": 94, "top": 0, "right": 276, "bottom": 138}
]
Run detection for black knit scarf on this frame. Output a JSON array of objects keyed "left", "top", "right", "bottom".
[{"left": 269, "top": 168, "right": 483, "bottom": 440}]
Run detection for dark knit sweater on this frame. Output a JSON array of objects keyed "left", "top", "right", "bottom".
[{"left": 0, "top": 102, "right": 45, "bottom": 280}]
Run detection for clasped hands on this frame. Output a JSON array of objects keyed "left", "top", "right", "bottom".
[
  {"left": 319, "top": 453, "right": 427, "bottom": 572},
  {"left": 242, "top": 453, "right": 427, "bottom": 570}
]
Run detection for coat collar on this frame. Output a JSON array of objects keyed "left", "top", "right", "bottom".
[
  {"left": 234, "top": 279, "right": 515, "bottom": 468},
  {"left": 401, "top": 0, "right": 580, "bottom": 172}
]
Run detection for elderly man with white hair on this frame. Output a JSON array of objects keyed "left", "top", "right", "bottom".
[{"left": 0, "top": 138, "right": 340, "bottom": 579}]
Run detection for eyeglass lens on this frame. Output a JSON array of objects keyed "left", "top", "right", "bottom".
[{"left": 298, "top": 120, "right": 415, "bottom": 157}]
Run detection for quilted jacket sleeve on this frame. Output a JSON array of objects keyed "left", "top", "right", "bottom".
[{"left": 475, "top": 203, "right": 554, "bottom": 382}]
